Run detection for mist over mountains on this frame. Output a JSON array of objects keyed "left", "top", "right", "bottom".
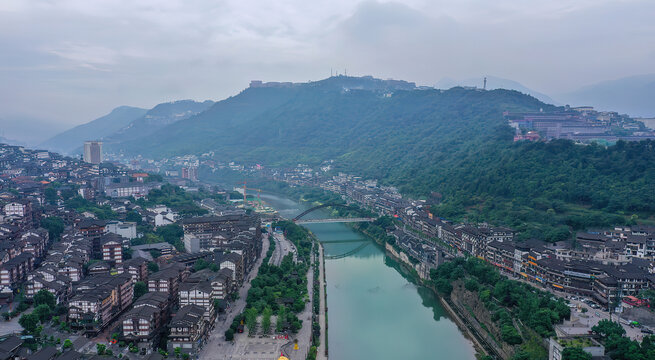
[
  {"left": 40, "top": 100, "right": 214, "bottom": 155},
  {"left": 559, "top": 74, "right": 655, "bottom": 117},
  {"left": 435, "top": 76, "right": 558, "bottom": 105}
]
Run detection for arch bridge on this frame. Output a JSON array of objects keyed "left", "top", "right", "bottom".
[{"left": 292, "top": 203, "right": 374, "bottom": 224}]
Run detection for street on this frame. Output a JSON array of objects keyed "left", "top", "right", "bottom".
[
  {"left": 270, "top": 232, "right": 297, "bottom": 266},
  {"left": 498, "top": 270, "right": 646, "bottom": 341},
  {"left": 200, "top": 234, "right": 270, "bottom": 359}
]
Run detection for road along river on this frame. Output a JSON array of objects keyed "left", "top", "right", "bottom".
[{"left": 261, "top": 193, "right": 476, "bottom": 360}]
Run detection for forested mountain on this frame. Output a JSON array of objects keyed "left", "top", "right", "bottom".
[
  {"left": 118, "top": 76, "right": 550, "bottom": 162},
  {"left": 430, "top": 139, "right": 655, "bottom": 241},
  {"left": 103, "top": 100, "right": 214, "bottom": 147},
  {"left": 115, "top": 76, "right": 654, "bottom": 241},
  {"left": 40, "top": 106, "right": 147, "bottom": 154},
  {"left": 42, "top": 100, "right": 214, "bottom": 155}
]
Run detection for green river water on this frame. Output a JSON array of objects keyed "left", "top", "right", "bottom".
[{"left": 261, "top": 193, "right": 476, "bottom": 360}]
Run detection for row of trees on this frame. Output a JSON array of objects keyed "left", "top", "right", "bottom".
[{"left": 227, "top": 224, "right": 312, "bottom": 340}]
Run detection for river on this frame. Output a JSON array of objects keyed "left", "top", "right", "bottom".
[{"left": 261, "top": 193, "right": 476, "bottom": 360}]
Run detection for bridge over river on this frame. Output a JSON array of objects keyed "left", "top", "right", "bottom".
[
  {"left": 294, "top": 217, "right": 375, "bottom": 224},
  {"left": 259, "top": 192, "right": 477, "bottom": 360}
]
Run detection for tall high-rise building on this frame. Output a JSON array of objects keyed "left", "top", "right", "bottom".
[{"left": 83, "top": 141, "right": 103, "bottom": 164}]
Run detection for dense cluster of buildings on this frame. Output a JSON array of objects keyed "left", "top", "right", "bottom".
[
  {"left": 506, "top": 107, "right": 655, "bottom": 142},
  {"left": 274, "top": 165, "right": 655, "bottom": 311},
  {"left": 0, "top": 143, "right": 263, "bottom": 358}
]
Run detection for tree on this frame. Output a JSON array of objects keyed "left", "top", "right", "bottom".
[
  {"left": 464, "top": 278, "right": 480, "bottom": 292},
  {"left": 225, "top": 328, "right": 234, "bottom": 341},
  {"left": 134, "top": 282, "right": 148, "bottom": 299},
  {"left": 96, "top": 344, "right": 106, "bottom": 355},
  {"left": 245, "top": 307, "right": 258, "bottom": 336},
  {"left": 562, "top": 347, "right": 591, "bottom": 360},
  {"left": 261, "top": 307, "right": 272, "bottom": 334},
  {"left": 174, "top": 347, "right": 181, "bottom": 358},
  {"left": 182, "top": 354, "right": 190, "bottom": 360},
  {"left": 34, "top": 289, "right": 56, "bottom": 309},
  {"left": 148, "top": 262, "right": 159, "bottom": 273},
  {"left": 41, "top": 217, "right": 65, "bottom": 241},
  {"left": 63, "top": 339, "right": 73, "bottom": 350},
  {"left": 125, "top": 211, "right": 143, "bottom": 224},
  {"left": 592, "top": 320, "right": 626, "bottom": 339},
  {"left": 19, "top": 313, "right": 39, "bottom": 333},
  {"left": 501, "top": 325, "right": 523, "bottom": 345},
  {"left": 44, "top": 187, "right": 58, "bottom": 205},
  {"left": 33, "top": 304, "right": 52, "bottom": 323},
  {"left": 194, "top": 259, "right": 209, "bottom": 272}
]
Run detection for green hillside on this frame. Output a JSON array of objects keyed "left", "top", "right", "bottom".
[
  {"left": 116, "top": 76, "right": 655, "bottom": 241},
  {"left": 103, "top": 100, "right": 215, "bottom": 147},
  {"left": 119, "top": 77, "right": 550, "bottom": 164}
]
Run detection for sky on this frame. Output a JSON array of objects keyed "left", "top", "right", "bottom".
[{"left": 1, "top": 0, "right": 654, "bottom": 136}]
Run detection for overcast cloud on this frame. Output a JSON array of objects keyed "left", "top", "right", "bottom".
[{"left": 1, "top": 0, "right": 654, "bottom": 128}]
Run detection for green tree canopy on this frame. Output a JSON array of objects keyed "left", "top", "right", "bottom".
[{"left": 562, "top": 347, "right": 591, "bottom": 360}]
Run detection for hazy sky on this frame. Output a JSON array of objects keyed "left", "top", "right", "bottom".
[{"left": 1, "top": 0, "right": 654, "bottom": 127}]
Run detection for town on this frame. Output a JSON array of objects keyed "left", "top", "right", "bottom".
[
  {"left": 196, "top": 159, "right": 655, "bottom": 359},
  {"left": 0, "top": 142, "right": 322, "bottom": 360},
  {"left": 0, "top": 138, "right": 653, "bottom": 360}
]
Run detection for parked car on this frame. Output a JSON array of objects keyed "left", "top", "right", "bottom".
[{"left": 641, "top": 328, "right": 653, "bottom": 334}]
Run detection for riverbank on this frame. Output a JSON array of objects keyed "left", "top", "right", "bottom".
[
  {"left": 348, "top": 223, "right": 504, "bottom": 359},
  {"left": 317, "top": 242, "right": 327, "bottom": 360},
  {"left": 260, "top": 192, "right": 476, "bottom": 360}
]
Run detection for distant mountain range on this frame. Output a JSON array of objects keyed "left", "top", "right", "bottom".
[
  {"left": 40, "top": 106, "right": 147, "bottom": 154},
  {"left": 558, "top": 74, "right": 655, "bottom": 117},
  {"left": 102, "top": 100, "right": 214, "bottom": 147},
  {"left": 435, "top": 74, "right": 655, "bottom": 117},
  {"left": 435, "top": 76, "right": 558, "bottom": 105},
  {"left": 40, "top": 100, "right": 214, "bottom": 155}
]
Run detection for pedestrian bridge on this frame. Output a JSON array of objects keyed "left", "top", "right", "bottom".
[
  {"left": 324, "top": 242, "right": 371, "bottom": 260},
  {"left": 294, "top": 217, "right": 375, "bottom": 225}
]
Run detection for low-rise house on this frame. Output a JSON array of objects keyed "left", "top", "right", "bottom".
[
  {"left": 132, "top": 243, "right": 175, "bottom": 257},
  {"left": 107, "top": 221, "right": 137, "bottom": 239},
  {"left": 3, "top": 200, "right": 32, "bottom": 218},
  {"left": 121, "top": 292, "right": 170, "bottom": 349},
  {"left": 147, "top": 264, "right": 188, "bottom": 304},
  {"left": 25, "top": 272, "right": 71, "bottom": 303},
  {"left": 168, "top": 305, "right": 207, "bottom": 353},
  {"left": 100, "top": 235, "right": 123, "bottom": 264},
  {"left": 0, "top": 252, "right": 34, "bottom": 288},
  {"left": 117, "top": 257, "right": 148, "bottom": 283},
  {"left": 68, "top": 273, "right": 133, "bottom": 334},
  {"left": 77, "top": 218, "right": 107, "bottom": 238},
  {"left": 88, "top": 261, "right": 111, "bottom": 275},
  {"left": 214, "top": 252, "right": 244, "bottom": 285},
  {"left": 179, "top": 280, "right": 216, "bottom": 323}
]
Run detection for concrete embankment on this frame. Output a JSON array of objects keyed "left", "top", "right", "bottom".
[{"left": 317, "top": 242, "right": 328, "bottom": 360}]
